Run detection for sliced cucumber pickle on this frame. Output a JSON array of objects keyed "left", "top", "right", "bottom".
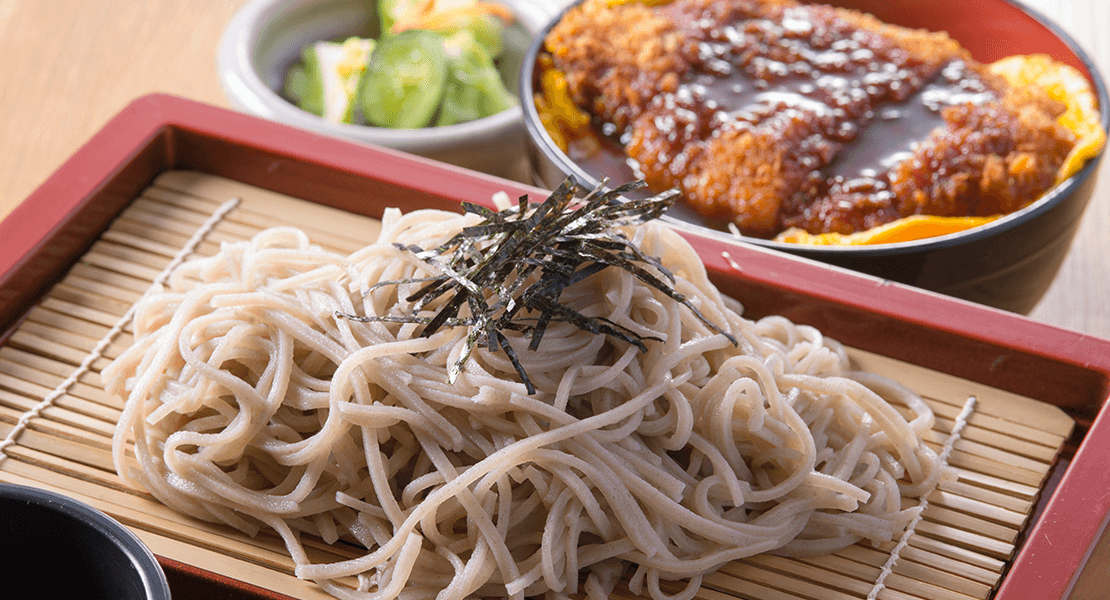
[{"left": 359, "top": 30, "right": 448, "bottom": 129}]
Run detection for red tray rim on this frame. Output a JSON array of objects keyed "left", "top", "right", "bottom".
[{"left": 1, "top": 93, "right": 1109, "bottom": 599}]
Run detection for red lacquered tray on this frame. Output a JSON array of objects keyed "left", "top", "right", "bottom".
[{"left": 1, "top": 94, "right": 1108, "bottom": 600}]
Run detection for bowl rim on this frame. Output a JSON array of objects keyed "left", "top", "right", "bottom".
[
  {"left": 217, "top": 0, "right": 541, "bottom": 147},
  {"left": 518, "top": 0, "right": 1110, "bottom": 256},
  {"left": 0, "top": 482, "right": 171, "bottom": 600}
]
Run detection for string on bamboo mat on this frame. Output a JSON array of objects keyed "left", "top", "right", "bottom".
[
  {"left": 0, "top": 197, "right": 242, "bottom": 458},
  {"left": 866, "top": 395, "right": 979, "bottom": 600}
]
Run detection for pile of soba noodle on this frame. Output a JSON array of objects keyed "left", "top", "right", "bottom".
[{"left": 105, "top": 198, "right": 945, "bottom": 600}]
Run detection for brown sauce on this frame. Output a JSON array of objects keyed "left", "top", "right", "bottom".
[
  {"left": 570, "top": 57, "right": 998, "bottom": 233},
  {"left": 545, "top": 0, "right": 1068, "bottom": 237}
]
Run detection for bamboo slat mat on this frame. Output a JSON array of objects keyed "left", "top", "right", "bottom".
[{"left": 0, "top": 171, "right": 1075, "bottom": 600}]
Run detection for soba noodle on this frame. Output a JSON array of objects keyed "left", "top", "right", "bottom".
[{"left": 104, "top": 205, "right": 945, "bottom": 600}]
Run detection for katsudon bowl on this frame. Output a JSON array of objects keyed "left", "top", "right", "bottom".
[{"left": 520, "top": 0, "right": 1109, "bottom": 314}]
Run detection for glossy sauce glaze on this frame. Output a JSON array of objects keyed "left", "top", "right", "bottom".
[{"left": 551, "top": 0, "right": 1067, "bottom": 237}]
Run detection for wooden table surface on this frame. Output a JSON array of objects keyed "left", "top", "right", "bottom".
[{"left": 1, "top": 0, "right": 1107, "bottom": 341}]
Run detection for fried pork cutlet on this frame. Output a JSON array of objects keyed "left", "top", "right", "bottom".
[{"left": 544, "top": 0, "right": 1076, "bottom": 237}]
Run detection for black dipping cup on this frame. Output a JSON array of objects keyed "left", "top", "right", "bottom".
[{"left": 0, "top": 482, "right": 171, "bottom": 600}]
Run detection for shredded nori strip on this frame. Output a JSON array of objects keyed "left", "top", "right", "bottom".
[{"left": 337, "top": 177, "right": 736, "bottom": 394}]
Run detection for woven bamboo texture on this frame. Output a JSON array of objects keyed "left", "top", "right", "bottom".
[{"left": 0, "top": 171, "right": 1075, "bottom": 600}]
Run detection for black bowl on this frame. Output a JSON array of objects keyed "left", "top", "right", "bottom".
[
  {"left": 0, "top": 483, "right": 171, "bottom": 600},
  {"left": 519, "top": 0, "right": 1108, "bottom": 314}
]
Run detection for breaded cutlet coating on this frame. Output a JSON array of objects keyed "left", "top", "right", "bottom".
[
  {"left": 783, "top": 79, "right": 1074, "bottom": 233},
  {"left": 544, "top": 0, "right": 1074, "bottom": 237},
  {"left": 544, "top": 1, "right": 690, "bottom": 132}
]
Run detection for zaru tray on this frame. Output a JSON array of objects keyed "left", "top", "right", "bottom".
[{"left": 1, "top": 94, "right": 1109, "bottom": 600}]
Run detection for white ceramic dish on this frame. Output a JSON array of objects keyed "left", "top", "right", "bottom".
[{"left": 217, "top": 0, "right": 558, "bottom": 179}]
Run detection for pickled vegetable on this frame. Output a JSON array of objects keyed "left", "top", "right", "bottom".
[
  {"left": 436, "top": 30, "right": 517, "bottom": 126},
  {"left": 282, "top": 0, "right": 518, "bottom": 129},
  {"left": 283, "top": 37, "right": 375, "bottom": 124},
  {"left": 358, "top": 30, "right": 449, "bottom": 129},
  {"left": 383, "top": 0, "right": 512, "bottom": 54}
]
